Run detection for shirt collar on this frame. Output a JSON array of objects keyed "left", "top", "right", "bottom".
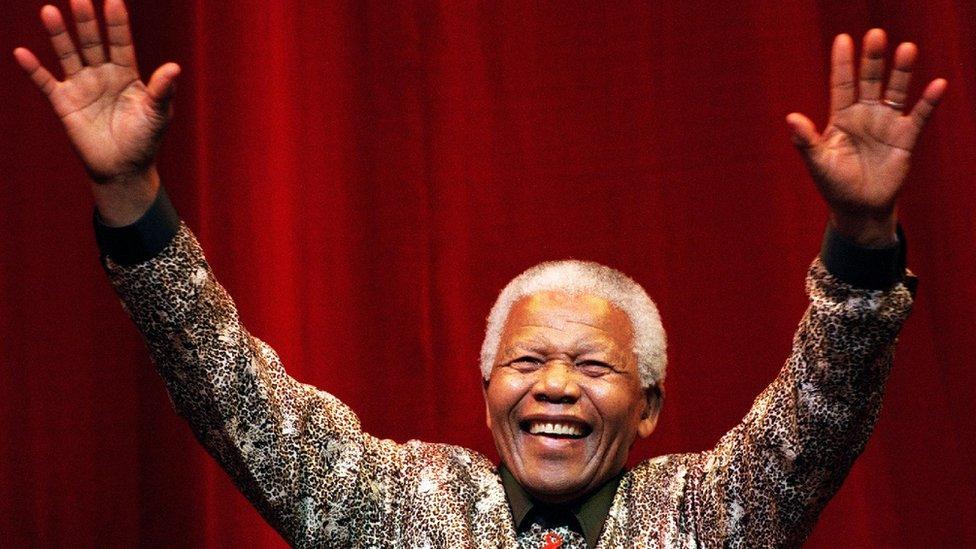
[{"left": 499, "top": 465, "right": 623, "bottom": 549}]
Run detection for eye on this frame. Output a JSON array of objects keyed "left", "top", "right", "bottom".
[
  {"left": 509, "top": 356, "right": 543, "bottom": 372},
  {"left": 577, "top": 360, "right": 613, "bottom": 377}
]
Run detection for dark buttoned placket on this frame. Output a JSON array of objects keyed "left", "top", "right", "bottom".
[{"left": 500, "top": 466, "right": 623, "bottom": 549}]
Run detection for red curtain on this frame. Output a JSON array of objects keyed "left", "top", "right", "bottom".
[{"left": 3, "top": 1, "right": 974, "bottom": 546}]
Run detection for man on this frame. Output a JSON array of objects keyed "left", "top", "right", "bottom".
[{"left": 15, "top": 0, "right": 946, "bottom": 546}]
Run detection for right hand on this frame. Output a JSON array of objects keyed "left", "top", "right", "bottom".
[{"left": 14, "top": 0, "right": 180, "bottom": 222}]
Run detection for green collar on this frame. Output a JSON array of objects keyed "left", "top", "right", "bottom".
[{"left": 499, "top": 465, "right": 622, "bottom": 549}]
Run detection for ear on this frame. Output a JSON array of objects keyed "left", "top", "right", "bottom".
[
  {"left": 637, "top": 384, "right": 663, "bottom": 439},
  {"left": 482, "top": 378, "right": 493, "bottom": 431}
]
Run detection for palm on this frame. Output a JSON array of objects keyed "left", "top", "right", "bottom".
[
  {"left": 14, "top": 0, "right": 179, "bottom": 183},
  {"left": 52, "top": 63, "right": 162, "bottom": 180},
  {"left": 810, "top": 105, "right": 915, "bottom": 215},
  {"left": 787, "top": 29, "right": 946, "bottom": 222}
]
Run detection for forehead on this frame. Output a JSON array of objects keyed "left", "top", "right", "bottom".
[{"left": 501, "top": 291, "right": 635, "bottom": 349}]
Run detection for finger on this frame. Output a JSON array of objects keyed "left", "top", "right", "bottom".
[
  {"left": 13, "top": 47, "right": 59, "bottom": 96},
  {"left": 858, "top": 28, "right": 887, "bottom": 102},
  {"left": 785, "top": 112, "right": 820, "bottom": 149},
  {"left": 146, "top": 62, "right": 181, "bottom": 106},
  {"left": 905, "top": 78, "right": 948, "bottom": 146},
  {"left": 105, "top": 0, "right": 136, "bottom": 69},
  {"left": 40, "top": 5, "right": 83, "bottom": 76},
  {"left": 830, "top": 34, "right": 856, "bottom": 112},
  {"left": 70, "top": 0, "right": 106, "bottom": 66},
  {"left": 884, "top": 42, "right": 917, "bottom": 111}
]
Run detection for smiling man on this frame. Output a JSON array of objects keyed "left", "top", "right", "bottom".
[
  {"left": 484, "top": 284, "right": 660, "bottom": 506},
  {"left": 483, "top": 269, "right": 665, "bottom": 546},
  {"left": 15, "top": 1, "right": 947, "bottom": 547}
]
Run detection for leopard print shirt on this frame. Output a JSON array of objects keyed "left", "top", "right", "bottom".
[{"left": 104, "top": 224, "right": 913, "bottom": 548}]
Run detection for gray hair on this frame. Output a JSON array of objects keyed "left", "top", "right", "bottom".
[{"left": 480, "top": 260, "right": 666, "bottom": 388}]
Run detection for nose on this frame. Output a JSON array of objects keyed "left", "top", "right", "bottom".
[{"left": 532, "top": 360, "right": 582, "bottom": 404}]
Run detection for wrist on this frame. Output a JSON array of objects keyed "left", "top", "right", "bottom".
[
  {"left": 91, "top": 166, "right": 161, "bottom": 227},
  {"left": 829, "top": 210, "right": 899, "bottom": 248}
]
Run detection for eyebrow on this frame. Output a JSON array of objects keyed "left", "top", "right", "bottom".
[
  {"left": 499, "top": 337, "right": 550, "bottom": 357},
  {"left": 511, "top": 332, "right": 554, "bottom": 349},
  {"left": 572, "top": 338, "right": 617, "bottom": 354},
  {"left": 499, "top": 336, "right": 618, "bottom": 358}
]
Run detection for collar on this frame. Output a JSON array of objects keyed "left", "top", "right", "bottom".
[{"left": 499, "top": 465, "right": 623, "bottom": 549}]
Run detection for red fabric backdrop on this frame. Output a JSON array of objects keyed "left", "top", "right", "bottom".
[{"left": 2, "top": 1, "right": 974, "bottom": 546}]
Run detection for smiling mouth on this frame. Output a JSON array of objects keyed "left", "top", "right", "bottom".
[{"left": 519, "top": 420, "right": 593, "bottom": 439}]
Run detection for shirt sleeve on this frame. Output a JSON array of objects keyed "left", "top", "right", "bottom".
[
  {"left": 93, "top": 185, "right": 181, "bottom": 266},
  {"left": 820, "top": 223, "right": 914, "bottom": 292},
  {"left": 686, "top": 227, "right": 915, "bottom": 546},
  {"left": 102, "top": 213, "right": 407, "bottom": 546}
]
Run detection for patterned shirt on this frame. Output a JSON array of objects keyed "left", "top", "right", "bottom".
[{"left": 102, "top": 218, "right": 913, "bottom": 548}]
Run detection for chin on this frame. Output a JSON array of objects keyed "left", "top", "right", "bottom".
[{"left": 519, "top": 468, "right": 592, "bottom": 503}]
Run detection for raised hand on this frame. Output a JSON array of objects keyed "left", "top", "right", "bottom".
[
  {"left": 786, "top": 29, "right": 947, "bottom": 246},
  {"left": 14, "top": 0, "right": 180, "bottom": 224}
]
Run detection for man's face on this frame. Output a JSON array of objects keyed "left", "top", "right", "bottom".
[{"left": 484, "top": 291, "right": 659, "bottom": 503}]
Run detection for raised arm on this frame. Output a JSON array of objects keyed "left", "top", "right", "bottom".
[
  {"left": 688, "top": 30, "right": 945, "bottom": 545},
  {"left": 14, "top": 0, "right": 179, "bottom": 225},
  {"left": 15, "top": 3, "right": 410, "bottom": 544}
]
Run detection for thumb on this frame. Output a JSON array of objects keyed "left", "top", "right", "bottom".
[
  {"left": 146, "top": 62, "right": 181, "bottom": 109},
  {"left": 785, "top": 112, "right": 819, "bottom": 150}
]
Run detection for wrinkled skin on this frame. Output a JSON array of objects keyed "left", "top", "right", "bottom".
[{"left": 484, "top": 291, "right": 659, "bottom": 503}]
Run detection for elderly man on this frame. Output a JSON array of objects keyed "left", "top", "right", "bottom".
[{"left": 15, "top": 0, "right": 946, "bottom": 547}]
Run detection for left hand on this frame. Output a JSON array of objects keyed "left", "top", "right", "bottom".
[{"left": 786, "top": 29, "right": 947, "bottom": 246}]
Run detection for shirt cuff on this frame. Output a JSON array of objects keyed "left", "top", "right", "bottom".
[
  {"left": 93, "top": 186, "right": 181, "bottom": 266},
  {"left": 820, "top": 223, "right": 909, "bottom": 291}
]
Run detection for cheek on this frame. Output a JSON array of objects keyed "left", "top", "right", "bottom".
[
  {"left": 486, "top": 374, "right": 531, "bottom": 423},
  {"left": 589, "top": 383, "right": 644, "bottom": 430}
]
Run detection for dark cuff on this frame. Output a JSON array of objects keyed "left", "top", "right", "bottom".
[
  {"left": 820, "top": 223, "right": 909, "bottom": 291},
  {"left": 93, "top": 186, "right": 180, "bottom": 266}
]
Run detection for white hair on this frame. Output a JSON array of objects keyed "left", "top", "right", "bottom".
[{"left": 480, "top": 260, "right": 666, "bottom": 388}]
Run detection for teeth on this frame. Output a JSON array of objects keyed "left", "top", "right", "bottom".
[{"left": 528, "top": 421, "right": 584, "bottom": 437}]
